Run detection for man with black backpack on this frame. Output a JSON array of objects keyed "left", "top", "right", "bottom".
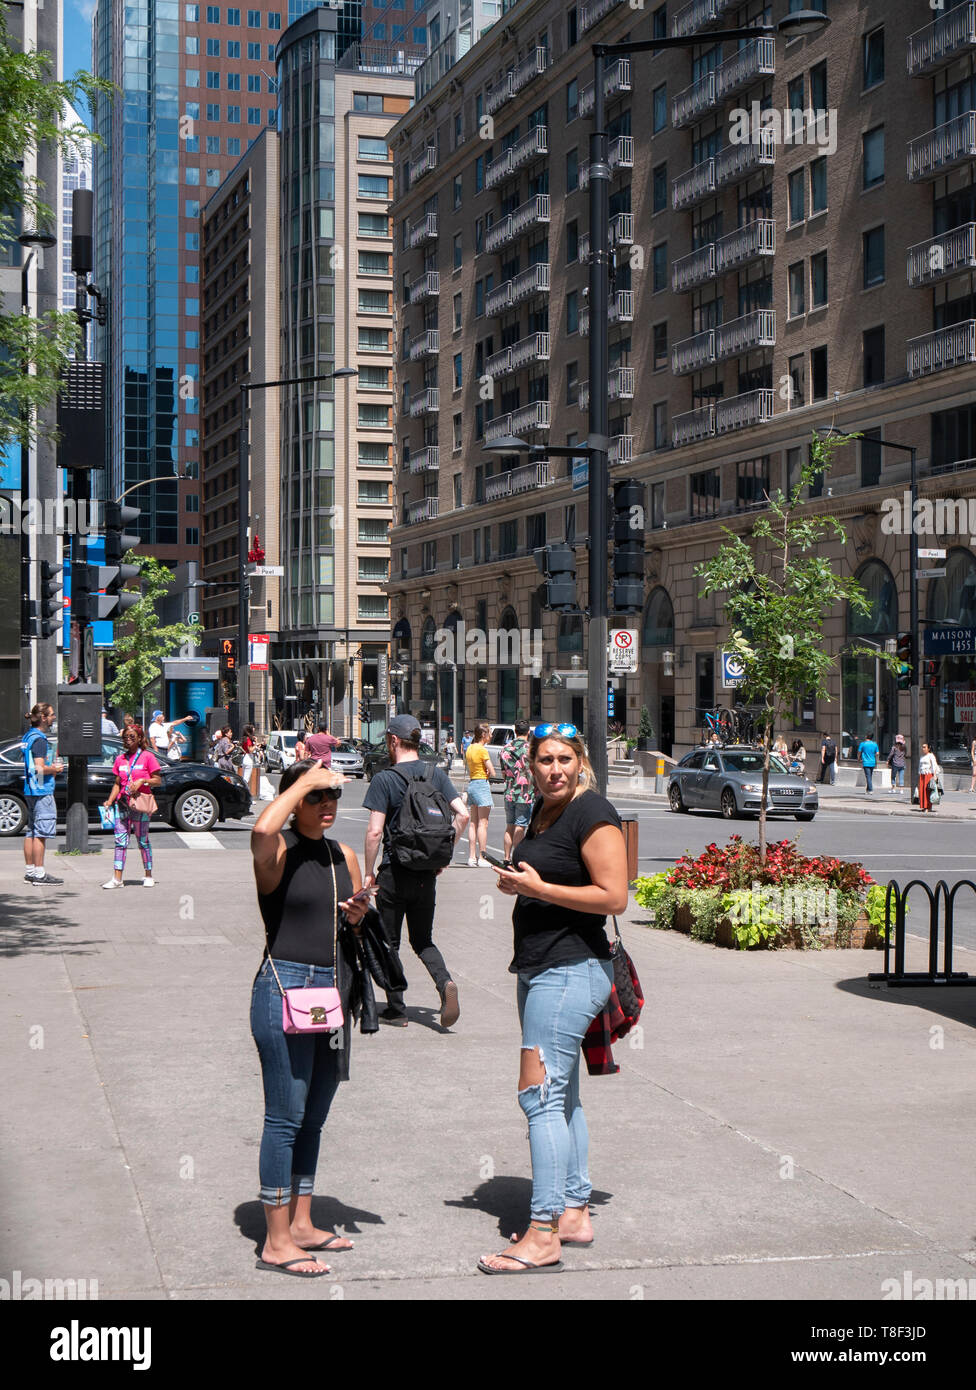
[
  {"left": 819, "top": 733, "right": 837, "bottom": 785},
  {"left": 363, "top": 715, "right": 469, "bottom": 1029}
]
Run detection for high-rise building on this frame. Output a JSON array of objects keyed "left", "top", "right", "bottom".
[
  {"left": 91, "top": 1, "right": 282, "bottom": 567},
  {"left": 387, "top": 0, "right": 976, "bottom": 767},
  {"left": 271, "top": 5, "right": 420, "bottom": 734}
]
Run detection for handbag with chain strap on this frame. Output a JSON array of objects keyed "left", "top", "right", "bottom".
[{"left": 265, "top": 843, "right": 345, "bottom": 1034}]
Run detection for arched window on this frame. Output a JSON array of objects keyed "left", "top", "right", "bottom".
[
  {"left": 848, "top": 560, "right": 898, "bottom": 637},
  {"left": 642, "top": 587, "right": 674, "bottom": 648},
  {"left": 927, "top": 547, "right": 976, "bottom": 627},
  {"left": 927, "top": 548, "right": 976, "bottom": 768}
]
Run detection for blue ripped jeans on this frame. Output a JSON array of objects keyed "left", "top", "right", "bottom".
[{"left": 516, "top": 958, "right": 614, "bottom": 1220}]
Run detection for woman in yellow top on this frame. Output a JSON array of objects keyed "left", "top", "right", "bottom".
[{"left": 464, "top": 723, "right": 495, "bottom": 866}]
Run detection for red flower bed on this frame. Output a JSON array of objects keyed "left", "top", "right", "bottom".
[{"left": 667, "top": 835, "right": 873, "bottom": 894}]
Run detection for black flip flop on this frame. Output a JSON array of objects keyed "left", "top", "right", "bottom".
[
  {"left": 255, "top": 1257, "right": 329, "bottom": 1278},
  {"left": 300, "top": 1235, "right": 354, "bottom": 1252},
  {"left": 477, "top": 1253, "right": 564, "bottom": 1275}
]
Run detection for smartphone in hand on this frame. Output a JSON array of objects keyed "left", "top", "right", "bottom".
[
  {"left": 347, "top": 885, "right": 374, "bottom": 903},
  {"left": 483, "top": 851, "right": 513, "bottom": 871}
]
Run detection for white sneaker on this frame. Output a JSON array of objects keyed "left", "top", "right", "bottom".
[
  {"left": 467, "top": 858, "right": 477, "bottom": 868},
  {"left": 477, "top": 857, "right": 491, "bottom": 868},
  {"left": 102, "top": 879, "right": 124, "bottom": 889},
  {"left": 142, "top": 877, "right": 155, "bottom": 887}
]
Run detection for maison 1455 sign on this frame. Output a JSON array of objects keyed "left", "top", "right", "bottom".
[{"left": 923, "top": 627, "right": 976, "bottom": 656}]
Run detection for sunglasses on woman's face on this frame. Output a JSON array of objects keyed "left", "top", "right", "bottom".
[
  {"left": 532, "top": 723, "right": 579, "bottom": 739},
  {"left": 305, "top": 789, "right": 341, "bottom": 805}
]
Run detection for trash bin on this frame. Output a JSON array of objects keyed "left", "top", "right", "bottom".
[{"left": 620, "top": 816, "right": 639, "bottom": 883}]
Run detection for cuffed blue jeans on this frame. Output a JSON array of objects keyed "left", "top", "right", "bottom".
[
  {"left": 516, "top": 958, "right": 614, "bottom": 1221},
  {"left": 250, "top": 958, "right": 342, "bottom": 1207}
]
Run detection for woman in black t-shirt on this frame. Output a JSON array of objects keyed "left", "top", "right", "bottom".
[
  {"left": 249, "top": 757, "right": 370, "bottom": 1279},
  {"left": 477, "top": 725, "right": 628, "bottom": 1276}
]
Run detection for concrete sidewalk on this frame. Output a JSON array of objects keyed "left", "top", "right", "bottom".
[
  {"left": 1, "top": 847, "right": 975, "bottom": 1301},
  {"left": 605, "top": 775, "right": 976, "bottom": 820}
]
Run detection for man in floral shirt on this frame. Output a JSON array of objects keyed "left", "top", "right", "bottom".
[{"left": 499, "top": 719, "right": 534, "bottom": 862}]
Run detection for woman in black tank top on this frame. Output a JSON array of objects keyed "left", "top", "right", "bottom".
[{"left": 249, "top": 757, "right": 370, "bottom": 1279}]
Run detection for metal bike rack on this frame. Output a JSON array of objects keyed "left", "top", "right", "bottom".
[{"left": 868, "top": 879, "right": 976, "bottom": 986}]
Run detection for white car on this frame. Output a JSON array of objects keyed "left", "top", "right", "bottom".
[
  {"left": 484, "top": 724, "right": 518, "bottom": 781},
  {"left": 265, "top": 730, "right": 302, "bottom": 770},
  {"left": 331, "top": 741, "right": 365, "bottom": 778}
]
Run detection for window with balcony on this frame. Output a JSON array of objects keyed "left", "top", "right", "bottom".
[
  {"left": 788, "top": 262, "right": 806, "bottom": 319},
  {"left": 862, "top": 127, "right": 884, "bottom": 189},
  {"left": 691, "top": 468, "right": 720, "bottom": 517},
  {"left": 811, "top": 252, "right": 828, "bottom": 309},
  {"left": 863, "top": 226, "right": 884, "bottom": 288},
  {"left": 358, "top": 251, "right": 389, "bottom": 276},
  {"left": 863, "top": 26, "right": 884, "bottom": 90},
  {"left": 863, "top": 327, "right": 885, "bottom": 386}
]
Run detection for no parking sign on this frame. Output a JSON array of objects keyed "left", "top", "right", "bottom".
[{"left": 609, "top": 628, "right": 638, "bottom": 673}]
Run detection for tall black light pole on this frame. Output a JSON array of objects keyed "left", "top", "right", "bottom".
[
  {"left": 583, "top": 10, "right": 830, "bottom": 793},
  {"left": 238, "top": 368, "right": 356, "bottom": 732}
]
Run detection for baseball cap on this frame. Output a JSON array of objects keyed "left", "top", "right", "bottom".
[
  {"left": 387, "top": 714, "right": 421, "bottom": 740},
  {"left": 152, "top": 709, "right": 164, "bottom": 719}
]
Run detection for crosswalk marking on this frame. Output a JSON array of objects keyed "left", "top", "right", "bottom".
[{"left": 176, "top": 831, "right": 223, "bottom": 850}]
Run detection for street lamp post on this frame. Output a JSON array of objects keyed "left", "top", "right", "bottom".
[{"left": 238, "top": 368, "right": 356, "bottom": 730}]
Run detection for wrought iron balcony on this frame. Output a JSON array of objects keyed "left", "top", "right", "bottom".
[
  {"left": 486, "top": 346, "right": 513, "bottom": 380},
  {"left": 672, "top": 243, "right": 716, "bottom": 293},
  {"left": 907, "top": 224, "right": 976, "bottom": 287},
  {"left": 512, "top": 47, "right": 548, "bottom": 95},
  {"left": 408, "top": 329, "right": 439, "bottom": 360},
  {"left": 512, "top": 193, "right": 550, "bottom": 236},
  {"left": 672, "top": 157, "right": 716, "bottom": 212},
  {"left": 716, "top": 38, "right": 775, "bottom": 101},
  {"left": 908, "top": 2, "right": 976, "bottom": 77},
  {"left": 486, "top": 461, "right": 552, "bottom": 501},
  {"left": 672, "top": 329, "right": 715, "bottom": 376},
  {"left": 409, "top": 213, "right": 437, "bottom": 249},
  {"left": 671, "top": 0, "right": 734, "bottom": 40},
  {"left": 715, "top": 388, "right": 775, "bottom": 433},
  {"left": 672, "top": 404, "right": 715, "bottom": 447},
  {"left": 485, "top": 413, "right": 516, "bottom": 446},
  {"left": 408, "top": 387, "right": 439, "bottom": 417},
  {"left": 580, "top": 0, "right": 627, "bottom": 34},
  {"left": 714, "top": 309, "right": 776, "bottom": 360},
  {"left": 486, "top": 73, "right": 513, "bottom": 116},
  {"left": 579, "top": 367, "right": 635, "bottom": 413},
  {"left": 485, "top": 148, "right": 513, "bottom": 190},
  {"left": 907, "top": 320, "right": 976, "bottom": 377},
  {"left": 486, "top": 215, "right": 514, "bottom": 254},
  {"left": 715, "top": 129, "right": 776, "bottom": 187},
  {"left": 579, "top": 58, "right": 631, "bottom": 118},
  {"left": 611, "top": 211, "right": 634, "bottom": 245},
  {"left": 715, "top": 219, "right": 775, "bottom": 273},
  {"left": 511, "top": 125, "right": 548, "bottom": 171},
  {"left": 908, "top": 111, "right": 976, "bottom": 181},
  {"left": 579, "top": 136, "right": 634, "bottom": 188},
  {"left": 578, "top": 291, "right": 633, "bottom": 336},
  {"left": 408, "top": 145, "right": 437, "bottom": 186},
  {"left": 512, "top": 262, "right": 550, "bottom": 304},
  {"left": 409, "top": 446, "right": 439, "bottom": 473},
  {"left": 609, "top": 434, "right": 634, "bottom": 466},
  {"left": 510, "top": 332, "right": 551, "bottom": 370},
  {"left": 511, "top": 400, "right": 551, "bottom": 434},
  {"left": 672, "top": 71, "right": 716, "bottom": 130},
  {"left": 406, "top": 496, "right": 439, "bottom": 524},
  {"left": 485, "top": 280, "right": 514, "bottom": 316},
  {"left": 408, "top": 270, "right": 440, "bottom": 303}
]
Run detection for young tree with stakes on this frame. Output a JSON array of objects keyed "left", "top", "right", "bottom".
[
  {"left": 695, "top": 431, "right": 899, "bottom": 864},
  {"left": 105, "top": 554, "right": 202, "bottom": 713}
]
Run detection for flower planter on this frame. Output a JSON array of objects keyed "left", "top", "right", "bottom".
[{"left": 674, "top": 905, "right": 883, "bottom": 950}]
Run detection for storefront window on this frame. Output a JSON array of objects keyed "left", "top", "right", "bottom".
[
  {"left": 642, "top": 587, "right": 674, "bottom": 755},
  {"left": 926, "top": 547, "right": 976, "bottom": 769}
]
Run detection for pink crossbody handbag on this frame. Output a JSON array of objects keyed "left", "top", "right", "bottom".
[{"left": 265, "top": 843, "right": 345, "bottom": 1034}]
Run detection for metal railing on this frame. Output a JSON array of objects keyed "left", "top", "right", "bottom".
[
  {"left": 408, "top": 213, "right": 437, "bottom": 248},
  {"left": 406, "top": 497, "right": 439, "bottom": 524},
  {"left": 485, "top": 215, "right": 514, "bottom": 254},
  {"left": 715, "top": 129, "right": 777, "bottom": 186},
  {"left": 907, "top": 2, "right": 976, "bottom": 77},
  {"left": 715, "top": 387, "right": 774, "bottom": 433},
  {"left": 672, "top": 328, "right": 716, "bottom": 375},
  {"left": 715, "top": 37, "right": 775, "bottom": 100},
  {"left": 408, "top": 329, "right": 439, "bottom": 360},
  {"left": 672, "top": 243, "right": 716, "bottom": 293},
  {"left": 408, "top": 387, "right": 439, "bottom": 416},
  {"left": 579, "top": 291, "right": 634, "bottom": 336},
  {"left": 672, "top": 70, "right": 716, "bottom": 129},
  {"left": 408, "top": 145, "right": 437, "bottom": 186},
  {"left": 608, "top": 365, "right": 635, "bottom": 401},
  {"left": 609, "top": 434, "right": 634, "bottom": 465},
  {"left": 579, "top": 57, "right": 631, "bottom": 118},
  {"left": 868, "top": 879, "right": 976, "bottom": 986},
  {"left": 512, "top": 262, "right": 550, "bottom": 303},
  {"left": 906, "top": 319, "right": 976, "bottom": 377},
  {"left": 512, "top": 47, "right": 548, "bottom": 94},
  {"left": 714, "top": 309, "right": 776, "bottom": 359},
  {"left": 511, "top": 125, "right": 548, "bottom": 171},
  {"left": 486, "top": 346, "right": 513, "bottom": 379},
  {"left": 486, "top": 460, "right": 552, "bottom": 500},
  {"left": 715, "top": 219, "right": 776, "bottom": 273},
  {"left": 511, "top": 399, "right": 550, "bottom": 434},
  {"left": 485, "top": 280, "right": 514, "bottom": 316},
  {"left": 579, "top": 135, "right": 634, "bottom": 188},
  {"left": 672, "top": 157, "right": 716, "bottom": 211},
  {"left": 672, "top": 404, "right": 715, "bottom": 447},
  {"left": 486, "top": 147, "right": 513, "bottom": 189},
  {"left": 408, "top": 270, "right": 439, "bottom": 303},
  {"left": 581, "top": 0, "right": 626, "bottom": 34},
  {"left": 907, "top": 224, "right": 976, "bottom": 287},
  {"left": 908, "top": 110, "right": 976, "bottom": 181},
  {"left": 408, "top": 446, "right": 439, "bottom": 473},
  {"left": 671, "top": 0, "right": 733, "bottom": 40},
  {"left": 510, "top": 331, "right": 551, "bottom": 370},
  {"left": 512, "top": 193, "right": 550, "bottom": 235},
  {"left": 486, "top": 73, "right": 513, "bottom": 116},
  {"left": 611, "top": 211, "right": 634, "bottom": 244}
]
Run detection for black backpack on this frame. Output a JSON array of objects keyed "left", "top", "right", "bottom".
[
  {"left": 387, "top": 764, "right": 456, "bottom": 871},
  {"left": 823, "top": 738, "right": 836, "bottom": 763}
]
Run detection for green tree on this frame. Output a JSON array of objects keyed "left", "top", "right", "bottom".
[
  {"left": 695, "top": 431, "right": 898, "bottom": 863},
  {"left": 636, "top": 704, "right": 655, "bottom": 747},
  {"left": 105, "top": 554, "right": 202, "bottom": 713},
  {"left": 0, "top": 6, "right": 112, "bottom": 447}
]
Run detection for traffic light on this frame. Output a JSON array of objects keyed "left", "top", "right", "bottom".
[
  {"left": 219, "top": 637, "right": 238, "bottom": 673},
  {"left": 71, "top": 560, "right": 97, "bottom": 625},
  {"left": 104, "top": 500, "right": 141, "bottom": 563},
  {"left": 95, "top": 501, "right": 142, "bottom": 619},
  {"left": 534, "top": 544, "right": 578, "bottom": 612},
  {"left": 39, "top": 561, "right": 63, "bottom": 639},
  {"left": 896, "top": 631, "right": 913, "bottom": 690},
  {"left": 359, "top": 697, "right": 370, "bottom": 724},
  {"left": 923, "top": 659, "right": 939, "bottom": 689},
  {"left": 612, "top": 478, "right": 646, "bottom": 614}
]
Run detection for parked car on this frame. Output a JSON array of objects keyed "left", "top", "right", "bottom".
[
  {"left": 667, "top": 745, "right": 819, "bottom": 821},
  {"left": 264, "top": 730, "right": 302, "bottom": 771},
  {"left": 483, "top": 724, "right": 517, "bottom": 781},
  {"left": 362, "top": 738, "right": 439, "bottom": 781},
  {"left": 0, "top": 736, "right": 252, "bottom": 835},
  {"left": 331, "top": 741, "right": 365, "bottom": 778}
]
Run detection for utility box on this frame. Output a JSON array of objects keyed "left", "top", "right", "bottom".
[{"left": 57, "top": 684, "right": 103, "bottom": 756}]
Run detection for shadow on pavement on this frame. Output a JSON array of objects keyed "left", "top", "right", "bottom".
[
  {"left": 0, "top": 887, "right": 104, "bottom": 958},
  {"left": 836, "top": 975, "right": 976, "bottom": 1031},
  {"left": 234, "top": 1195, "right": 386, "bottom": 1251},
  {"left": 445, "top": 1178, "right": 613, "bottom": 1239}
]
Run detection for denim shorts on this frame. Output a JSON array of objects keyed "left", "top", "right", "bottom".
[
  {"left": 25, "top": 794, "right": 56, "bottom": 839},
  {"left": 504, "top": 800, "right": 532, "bottom": 828},
  {"left": 467, "top": 779, "right": 493, "bottom": 808}
]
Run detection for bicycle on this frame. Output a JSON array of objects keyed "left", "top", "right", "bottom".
[{"left": 700, "top": 706, "right": 738, "bottom": 745}]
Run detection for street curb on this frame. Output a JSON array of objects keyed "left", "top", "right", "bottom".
[{"left": 603, "top": 783, "right": 976, "bottom": 821}]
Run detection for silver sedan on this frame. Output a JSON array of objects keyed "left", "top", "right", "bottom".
[
  {"left": 330, "top": 741, "right": 365, "bottom": 778},
  {"left": 668, "top": 746, "right": 819, "bottom": 821}
]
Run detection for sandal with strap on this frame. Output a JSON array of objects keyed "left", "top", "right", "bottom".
[
  {"left": 477, "top": 1252, "right": 564, "bottom": 1275},
  {"left": 255, "top": 1257, "right": 329, "bottom": 1278}
]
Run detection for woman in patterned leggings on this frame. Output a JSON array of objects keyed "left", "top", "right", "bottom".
[{"left": 101, "top": 724, "right": 162, "bottom": 888}]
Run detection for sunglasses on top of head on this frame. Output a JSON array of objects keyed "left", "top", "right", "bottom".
[
  {"left": 532, "top": 723, "right": 580, "bottom": 740},
  {"left": 304, "top": 788, "right": 341, "bottom": 804}
]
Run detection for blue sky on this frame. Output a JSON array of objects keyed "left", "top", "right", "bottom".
[{"left": 63, "top": 1, "right": 96, "bottom": 125}]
